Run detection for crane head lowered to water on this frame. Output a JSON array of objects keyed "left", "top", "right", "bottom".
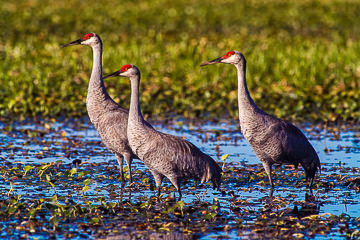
[{"left": 201, "top": 50, "right": 321, "bottom": 191}]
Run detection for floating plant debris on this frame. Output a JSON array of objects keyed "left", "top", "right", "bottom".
[{"left": 0, "top": 120, "right": 359, "bottom": 239}]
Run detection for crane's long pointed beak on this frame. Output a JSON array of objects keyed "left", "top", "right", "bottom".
[
  {"left": 103, "top": 70, "right": 122, "bottom": 79},
  {"left": 200, "top": 57, "right": 223, "bottom": 67},
  {"left": 61, "top": 39, "right": 82, "bottom": 48}
]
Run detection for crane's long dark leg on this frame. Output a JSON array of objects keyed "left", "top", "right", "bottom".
[
  {"left": 262, "top": 161, "right": 274, "bottom": 189},
  {"left": 115, "top": 153, "right": 125, "bottom": 186},
  {"left": 304, "top": 166, "right": 316, "bottom": 189},
  {"left": 177, "top": 188, "right": 182, "bottom": 201},
  {"left": 168, "top": 176, "right": 182, "bottom": 200},
  {"left": 123, "top": 153, "right": 133, "bottom": 183},
  {"left": 308, "top": 175, "right": 315, "bottom": 189},
  {"left": 150, "top": 170, "right": 164, "bottom": 198},
  {"left": 119, "top": 185, "right": 124, "bottom": 202},
  {"left": 212, "top": 176, "right": 221, "bottom": 191},
  {"left": 269, "top": 188, "right": 274, "bottom": 199}
]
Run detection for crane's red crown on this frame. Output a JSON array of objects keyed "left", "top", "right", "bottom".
[
  {"left": 83, "top": 33, "right": 94, "bottom": 40},
  {"left": 222, "top": 51, "right": 235, "bottom": 59},
  {"left": 121, "top": 64, "right": 132, "bottom": 72}
]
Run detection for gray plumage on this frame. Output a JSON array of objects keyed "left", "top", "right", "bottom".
[
  {"left": 201, "top": 50, "right": 321, "bottom": 188},
  {"left": 104, "top": 65, "right": 222, "bottom": 199},
  {"left": 62, "top": 33, "right": 136, "bottom": 183}
]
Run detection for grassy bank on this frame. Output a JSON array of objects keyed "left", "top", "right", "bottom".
[{"left": 1, "top": 0, "right": 360, "bottom": 122}]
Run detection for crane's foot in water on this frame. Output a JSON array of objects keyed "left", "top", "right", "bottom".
[
  {"left": 269, "top": 188, "right": 274, "bottom": 199},
  {"left": 308, "top": 177, "right": 315, "bottom": 189},
  {"left": 175, "top": 190, "right": 182, "bottom": 201}
]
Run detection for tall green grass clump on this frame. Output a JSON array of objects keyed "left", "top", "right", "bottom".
[{"left": 0, "top": 0, "right": 359, "bottom": 122}]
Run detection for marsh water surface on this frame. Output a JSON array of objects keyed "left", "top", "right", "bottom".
[{"left": 0, "top": 119, "right": 359, "bottom": 239}]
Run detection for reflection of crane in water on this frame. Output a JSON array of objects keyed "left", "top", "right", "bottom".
[
  {"left": 62, "top": 33, "right": 136, "bottom": 183},
  {"left": 104, "top": 64, "right": 222, "bottom": 199},
  {"left": 201, "top": 50, "right": 321, "bottom": 189}
]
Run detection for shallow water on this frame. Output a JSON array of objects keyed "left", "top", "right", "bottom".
[{"left": 0, "top": 119, "right": 359, "bottom": 239}]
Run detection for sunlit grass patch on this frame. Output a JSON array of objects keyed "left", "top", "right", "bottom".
[{"left": 0, "top": 0, "right": 359, "bottom": 121}]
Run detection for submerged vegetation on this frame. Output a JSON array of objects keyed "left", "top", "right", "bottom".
[
  {"left": 1, "top": 120, "right": 360, "bottom": 238},
  {"left": 0, "top": 0, "right": 360, "bottom": 122}
]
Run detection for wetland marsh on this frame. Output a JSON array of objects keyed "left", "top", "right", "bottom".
[
  {"left": 0, "top": 120, "right": 359, "bottom": 239},
  {"left": 1, "top": 0, "right": 360, "bottom": 238}
]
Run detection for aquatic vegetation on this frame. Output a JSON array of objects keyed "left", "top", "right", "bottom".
[
  {"left": 0, "top": 120, "right": 360, "bottom": 238},
  {"left": 0, "top": 0, "right": 360, "bottom": 122}
]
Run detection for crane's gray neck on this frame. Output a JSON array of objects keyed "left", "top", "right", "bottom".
[
  {"left": 88, "top": 44, "right": 106, "bottom": 93},
  {"left": 87, "top": 43, "right": 109, "bottom": 102},
  {"left": 235, "top": 62, "right": 259, "bottom": 115},
  {"left": 129, "top": 74, "right": 144, "bottom": 123},
  {"left": 86, "top": 42, "right": 119, "bottom": 124}
]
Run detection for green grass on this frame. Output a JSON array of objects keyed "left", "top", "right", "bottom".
[{"left": 1, "top": 0, "right": 360, "bottom": 122}]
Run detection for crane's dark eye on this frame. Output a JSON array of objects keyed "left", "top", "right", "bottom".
[
  {"left": 83, "top": 33, "right": 94, "bottom": 40},
  {"left": 121, "top": 64, "right": 132, "bottom": 72},
  {"left": 223, "top": 51, "right": 235, "bottom": 59}
]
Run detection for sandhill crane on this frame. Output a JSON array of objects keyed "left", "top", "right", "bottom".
[
  {"left": 61, "top": 33, "right": 136, "bottom": 183},
  {"left": 201, "top": 51, "right": 321, "bottom": 189},
  {"left": 104, "top": 64, "right": 222, "bottom": 199}
]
